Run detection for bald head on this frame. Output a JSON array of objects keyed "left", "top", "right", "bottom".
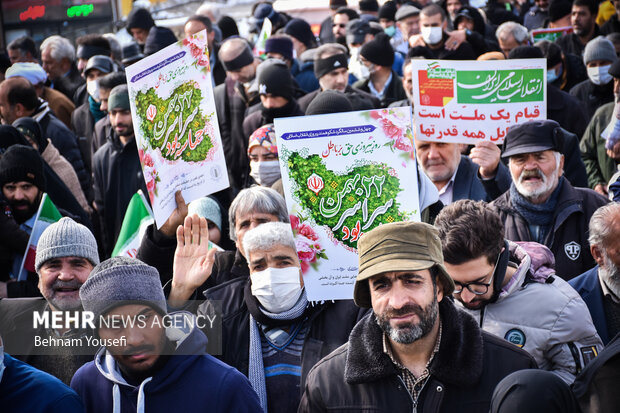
[
  {"left": 219, "top": 38, "right": 258, "bottom": 83},
  {"left": 0, "top": 77, "right": 39, "bottom": 124},
  {"left": 219, "top": 37, "right": 252, "bottom": 61}
]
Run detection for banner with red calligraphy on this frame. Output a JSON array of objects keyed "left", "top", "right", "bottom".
[
  {"left": 276, "top": 107, "right": 421, "bottom": 301},
  {"left": 125, "top": 30, "right": 229, "bottom": 227},
  {"left": 411, "top": 59, "right": 547, "bottom": 145}
]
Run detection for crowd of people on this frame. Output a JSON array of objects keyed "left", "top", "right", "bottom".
[{"left": 0, "top": 0, "right": 619, "bottom": 411}]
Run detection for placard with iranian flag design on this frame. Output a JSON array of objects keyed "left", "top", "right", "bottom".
[
  {"left": 275, "top": 107, "right": 421, "bottom": 301},
  {"left": 125, "top": 30, "right": 229, "bottom": 227}
]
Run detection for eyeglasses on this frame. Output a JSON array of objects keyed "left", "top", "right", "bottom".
[
  {"left": 452, "top": 253, "right": 501, "bottom": 296},
  {"left": 333, "top": 23, "right": 346, "bottom": 28}
]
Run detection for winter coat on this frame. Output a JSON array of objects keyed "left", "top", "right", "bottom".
[
  {"left": 291, "top": 59, "right": 319, "bottom": 93},
  {"left": 42, "top": 86, "right": 75, "bottom": 129},
  {"left": 524, "top": 5, "right": 548, "bottom": 30},
  {"left": 572, "top": 330, "right": 620, "bottom": 413},
  {"left": 353, "top": 70, "right": 408, "bottom": 108},
  {"left": 52, "top": 65, "right": 84, "bottom": 103},
  {"left": 71, "top": 312, "right": 261, "bottom": 413},
  {"left": 298, "top": 298, "right": 537, "bottom": 413},
  {"left": 580, "top": 102, "right": 618, "bottom": 189},
  {"left": 491, "top": 179, "right": 609, "bottom": 281},
  {"left": 555, "top": 27, "right": 601, "bottom": 58},
  {"left": 242, "top": 100, "right": 304, "bottom": 139},
  {"left": 31, "top": 102, "right": 91, "bottom": 197},
  {"left": 600, "top": 14, "right": 620, "bottom": 35},
  {"left": 92, "top": 116, "right": 111, "bottom": 155},
  {"left": 548, "top": 85, "right": 588, "bottom": 138},
  {"left": 549, "top": 53, "right": 588, "bottom": 93},
  {"left": 458, "top": 241, "right": 603, "bottom": 383},
  {"left": 1, "top": 354, "right": 85, "bottom": 413},
  {"left": 70, "top": 102, "right": 95, "bottom": 173},
  {"left": 569, "top": 79, "right": 614, "bottom": 124},
  {"left": 408, "top": 35, "right": 477, "bottom": 61},
  {"left": 569, "top": 266, "right": 613, "bottom": 345},
  {"left": 214, "top": 77, "right": 260, "bottom": 190},
  {"left": 199, "top": 278, "right": 368, "bottom": 387},
  {"left": 454, "top": 155, "right": 511, "bottom": 202},
  {"left": 92, "top": 132, "right": 147, "bottom": 257}
]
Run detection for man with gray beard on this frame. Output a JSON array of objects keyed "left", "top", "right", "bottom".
[
  {"left": 570, "top": 202, "right": 620, "bottom": 345},
  {"left": 492, "top": 120, "right": 609, "bottom": 281},
  {"left": 299, "top": 222, "right": 536, "bottom": 413}
]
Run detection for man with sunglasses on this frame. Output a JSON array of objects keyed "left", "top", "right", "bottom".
[{"left": 435, "top": 199, "right": 603, "bottom": 384}]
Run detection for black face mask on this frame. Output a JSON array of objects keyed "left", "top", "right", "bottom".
[{"left": 261, "top": 99, "right": 295, "bottom": 123}]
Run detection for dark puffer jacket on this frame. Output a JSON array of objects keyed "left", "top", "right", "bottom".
[{"left": 299, "top": 298, "right": 537, "bottom": 413}]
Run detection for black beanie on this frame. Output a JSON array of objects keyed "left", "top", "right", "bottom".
[
  {"left": 508, "top": 46, "right": 543, "bottom": 59},
  {"left": 265, "top": 37, "right": 294, "bottom": 61},
  {"left": 359, "top": 0, "right": 380, "bottom": 12},
  {"left": 0, "top": 144, "right": 45, "bottom": 191},
  {"left": 306, "top": 90, "right": 353, "bottom": 115},
  {"left": 126, "top": 8, "right": 155, "bottom": 32},
  {"left": 360, "top": 32, "right": 394, "bottom": 67},
  {"left": 378, "top": 1, "right": 397, "bottom": 20},
  {"left": 548, "top": 0, "right": 572, "bottom": 22},
  {"left": 217, "top": 16, "right": 239, "bottom": 40},
  {"left": 0, "top": 125, "right": 30, "bottom": 153},
  {"left": 144, "top": 26, "right": 178, "bottom": 56},
  {"left": 258, "top": 62, "right": 293, "bottom": 100},
  {"left": 12, "top": 117, "right": 46, "bottom": 152},
  {"left": 284, "top": 19, "right": 316, "bottom": 48}
]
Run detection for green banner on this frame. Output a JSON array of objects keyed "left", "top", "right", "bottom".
[{"left": 456, "top": 69, "right": 544, "bottom": 104}]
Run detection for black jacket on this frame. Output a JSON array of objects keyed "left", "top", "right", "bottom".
[
  {"left": 569, "top": 79, "right": 615, "bottom": 124},
  {"left": 408, "top": 35, "right": 477, "bottom": 61},
  {"left": 299, "top": 298, "right": 537, "bottom": 413},
  {"left": 242, "top": 100, "right": 304, "bottom": 141},
  {"left": 491, "top": 178, "right": 609, "bottom": 280},
  {"left": 53, "top": 65, "right": 84, "bottom": 103},
  {"left": 199, "top": 278, "right": 368, "bottom": 389},
  {"left": 214, "top": 77, "right": 260, "bottom": 190},
  {"left": 70, "top": 102, "right": 95, "bottom": 174},
  {"left": 601, "top": 14, "right": 620, "bottom": 35},
  {"left": 93, "top": 132, "right": 147, "bottom": 257},
  {"left": 548, "top": 85, "right": 588, "bottom": 138},
  {"left": 353, "top": 70, "right": 408, "bottom": 108},
  {"left": 555, "top": 27, "right": 600, "bottom": 58},
  {"left": 549, "top": 53, "right": 588, "bottom": 93}
]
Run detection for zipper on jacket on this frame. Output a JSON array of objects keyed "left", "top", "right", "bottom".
[
  {"left": 479, "top": 305, "right": 486, "bottom": 327},
  {"left": 397, "top": 375, "right": 429, "bottom": 413}
]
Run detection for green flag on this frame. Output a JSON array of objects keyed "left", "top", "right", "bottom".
[{"left": 112, "top": 190, "right": 154, "bottom": 257}]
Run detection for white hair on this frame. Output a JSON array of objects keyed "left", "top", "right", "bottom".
[
  {"left": 228, "top": 186, "right": 289, "bottom": 241},
  {"left": 588, "top": 202, "right": 620, "bottom": 247},
  {"left": 244, "top": 222, "right": 296, "bottom": 259},
  {"left": 40, "top": 35, "right": 75, "bottom": 62},
  {"left": 496, "top": 21, "right": 529, "bottom": 44}
]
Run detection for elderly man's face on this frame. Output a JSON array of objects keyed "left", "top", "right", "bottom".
[
  {"left": 248, "top": 244, "right": 303, "bottom": 285},
  {"left": 98, "top": 304, "right": 169, "bottom": 381},
  {"left": 499, "top": 35, "right": 521, "bottom": 58},
  {"left": 235, "top": 212, "right": 281, "bottom": 256},
  {"left": 228, "top": 63, "right": 256, "bottom": 84},
  {"left": 369, "top": 270, "right": 442, "bottom": 344},
  {"left": 38, "top": 257, "right": 93, "bottom": 311},
  {"left": 398, "top": 15, "right": 421, "bottom": 38},
  {"left": 41, "top": 48, "right": 65, "bottom": 81},
  {"left": 414, "top": 140, "right": 461, "bottom": 188},
  {"left": 319, "top": 67, "right": 348, "bottom": 92},
  {"left": 509, "top": 150, "right": 564, "bottom": 204}
]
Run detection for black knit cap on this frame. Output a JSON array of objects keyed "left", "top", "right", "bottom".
[
  {"left": 0, "top": 144, "right": 45, "bottom": 191},
  {"left": 359, "top": 0, "right": 379, "bottom": 12},
  {"left": 360, "top": 32, "right": 394, "bottom": 67},
  {"left": 12, "top": 117, "right": 46, "bottom": 152},
  {"left": 508, "top": 45, "right": 543, "bottom": 59},
  {"left": 284, "top": 19, "right": 316, "bottom": 48},
  {"left": 126, "top": 8, "right": 155, "bottom": 32},
  {"left": 609, "top": 58, "right": 620, "bottom": 78},
  {"left": 548, "top": 0, "right": 572, "bottom": 22},
  {"left": 378, "top": 1, "right": 397, "bottom": 20},
  {"left": 306, "top": 90, "right": 353, "bottom": 115},
  {"left": 0, "top": 125, "right": 30, "bottom": 152},
  {"left": 217, "top": 16, "right": 239, "bottom": 40},
  {"left": 144, "top": 26, "right": 178, "bottom": 56},
  {"left": 265, "top": 37, "right": 294, "bottom": 61},
  {"left": 258, "top": 62, "right": 293, "bottom": 100}
]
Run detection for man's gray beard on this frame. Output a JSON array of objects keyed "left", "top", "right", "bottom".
[
  {"left": 514, "top": 166, "right": 559, "bottom": 201},
  {"left": 600, "top": 251, "right": 620, "bottom": 296},
  {"left": 376, "top": 295, "right": 439, "bottom": 344}
]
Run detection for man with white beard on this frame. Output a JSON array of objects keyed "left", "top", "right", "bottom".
[
  {"left": 491, "top": 120, "right": 609, "bottom": 281},
  {"left": 570, "top": 202, "right": 620, "bottom": 345}
]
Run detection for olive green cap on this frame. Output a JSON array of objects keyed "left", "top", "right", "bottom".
[{"left": 354, "top": 221, "right": 454, "bottom": 308}]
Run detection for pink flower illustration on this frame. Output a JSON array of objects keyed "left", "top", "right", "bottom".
[{"left": 290, "top": 214, "right": 327, "bottom": 274}]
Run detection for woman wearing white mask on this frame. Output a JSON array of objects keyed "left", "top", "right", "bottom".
[
  {"left": 569, "top": 36, "right": 617, "bottom": 123},
  {"left": 247, "top": 124, "right": 285, "bottom": 195}
]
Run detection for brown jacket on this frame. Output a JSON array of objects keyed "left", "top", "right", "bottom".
[{"left": 42, "top": 87, "right": 75, "bottom": 129}]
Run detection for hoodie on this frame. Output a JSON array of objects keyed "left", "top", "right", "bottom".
[
  {"left": 457, "top": 241, "right": 603, "bottom": 384},
  {"left": 70, "top": 312, "right": 261, "bottom": 413}
]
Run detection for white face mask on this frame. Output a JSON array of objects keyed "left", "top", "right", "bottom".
[
  {"left": 87, "top": 79, "right": 101, "bottom": 102},
  {"left": 0, "top": 345, "right": 5, "bottom": 384},
  {"left": 421, "top": 26, "right": 443, "bottom": 46},
  {"left": 250, "top": 266, "right": 303, "bottom": 313},
  {"left": 250, "top": 160, "right": 281, "bottom": 187},
  {"left": 587, "top": 65, "right": 612, "bottom": 86}
]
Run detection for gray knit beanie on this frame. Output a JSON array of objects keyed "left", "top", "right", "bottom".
[
  {"left": 583, "top": 36, "right": 617, "bottom": 66},
  {"left": 35, "top": 217, "right": 99, "bottom": 272},
  {"left": 79, "top": 256, "right": 166, "bottom": 321}
]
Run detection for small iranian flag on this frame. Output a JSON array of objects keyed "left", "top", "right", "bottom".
[
  {"left": 18, "top": 193, "right": 62, "bottom": 281},
  {"left": 253, "top": 17, "right": 272, "bottom": 57},
  {"left": 112, "top": 190, "right": 154, "bottom": 258}
]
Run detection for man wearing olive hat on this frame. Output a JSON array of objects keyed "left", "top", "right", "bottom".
[
  {"left": 299, "top": 221, "right": 536, "bottom": 413},
  {"left": 93, "top": 84, "right": 147, "bottom": 257}
]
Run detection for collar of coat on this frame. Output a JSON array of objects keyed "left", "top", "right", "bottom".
[{"left": 344, "top": 298, "right": 483, "bottom": 387}]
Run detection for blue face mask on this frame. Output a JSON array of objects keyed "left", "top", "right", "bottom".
[
  {"left": 547, "top": 65, "right": 562, "bottom": 83},
  {"left": 384, "top": 26, "right": 396, "bottom": 37}
]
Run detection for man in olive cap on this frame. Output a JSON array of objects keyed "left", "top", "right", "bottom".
[{"left": 300, "top": 221, "right": 536, "bottom": 412}]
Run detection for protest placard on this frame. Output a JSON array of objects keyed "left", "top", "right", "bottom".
[
  {"left": 411, "top": 59, "right": 546, "bottom": 145},
  {"left": 125, "top": 30, "right": 229, "bottom": 227},
  {"left": 530, "top": 26, "right": 573, "bottom": 43},
  {"left": 276, "top": 107, "right": 421, "bottom": 301}
]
